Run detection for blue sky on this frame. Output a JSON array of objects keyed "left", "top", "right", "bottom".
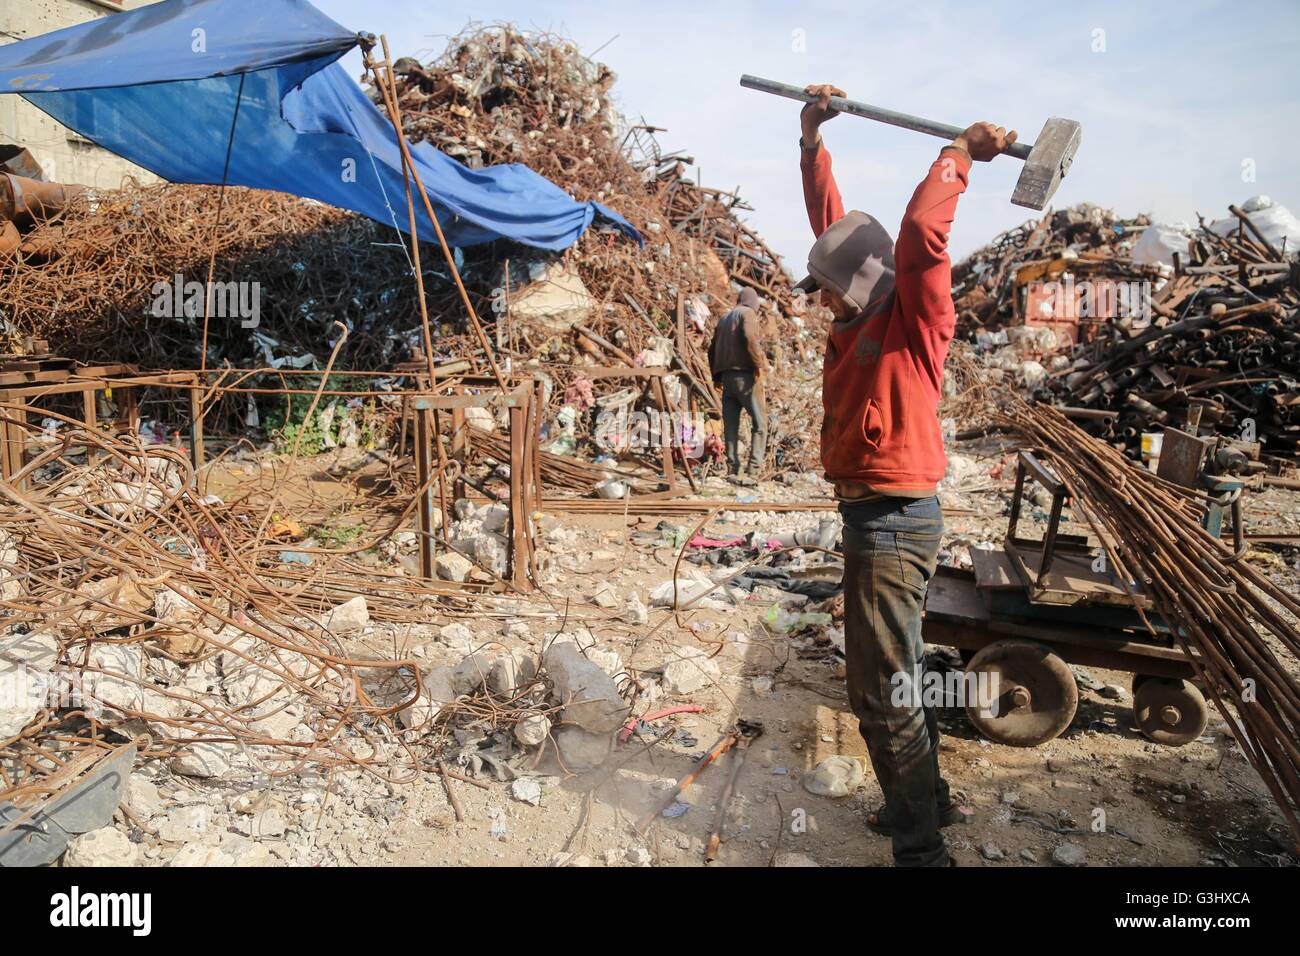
[{"left": 317, "top": 0, "right": 1300, "bottom": 268}]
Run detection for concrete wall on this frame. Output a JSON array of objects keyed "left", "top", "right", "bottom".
[{"left": 0, "top": 0, "right": 160, "bottom": 188}]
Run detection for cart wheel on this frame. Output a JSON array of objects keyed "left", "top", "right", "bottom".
[
  {"left": 963, "top": 640, "right": 1078, "bottom": 747},
  {"left": 1133, "top": 677, "right": 1208, "bottom": 746}
]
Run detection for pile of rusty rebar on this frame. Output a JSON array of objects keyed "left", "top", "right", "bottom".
[
  {"left": 378, "top": 24, "right": 826, "bottom": 473},
  {"left": 0, "top": 24, "right": 825, "bottom": 474},
  {"left": 999, "top": 400, "right": 1300, "bottom": 843},
  {"left": 0, "top": 404, "right": 486, "bottom": 807},
  {"left": 645, "top": 158, "right": 808, "bottom": 349}
]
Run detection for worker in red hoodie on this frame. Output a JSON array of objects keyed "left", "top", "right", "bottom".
[{"left": 796, "top": 84, "right": 1017, "bottom": 866}]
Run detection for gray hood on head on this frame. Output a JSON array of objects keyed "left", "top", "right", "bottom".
[
  {"left": 737, "top": 287, "right": 761, "bottom": 310},
  {"left": 805, "top": 210, "right": 896, "bottom": 317}
]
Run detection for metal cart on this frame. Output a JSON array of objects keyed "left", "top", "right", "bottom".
[{"left": 921, "top": 428, "right": 1250, "bottom": 748}]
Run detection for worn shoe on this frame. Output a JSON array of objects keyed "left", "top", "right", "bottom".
[{"left": 866, "top": 803, "right": 970, "bottom": 837}]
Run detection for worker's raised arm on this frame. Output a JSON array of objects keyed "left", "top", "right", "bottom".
[
  {"left": 799, "top": 84, "right": 846, "bottom": 238},
  {"left": 895, "top": 122, "right": 1016, "bottom": 329}
]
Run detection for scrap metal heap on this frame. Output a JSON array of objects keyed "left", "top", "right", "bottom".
[
  {"left": 0, "top": 25, "right": 825, "bottom": 470},
  {"left": 951, "top": 203, "right": 1155, "bottom": 332},
  {"left": 380, "top": 24, "right": 825, "bottom": 469},
  {"left": 1048, "top": 212, "right": 1300, "bottom": 466},
  {"left": 953, "top": 201, "right": 1300, "bottom": 467}
]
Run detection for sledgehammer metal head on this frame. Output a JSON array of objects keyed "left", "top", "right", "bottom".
[
  {"left": 739, "top": 75, "right": 1082, "bottom": 210},
  {"left": 1010, "top": 117, "right": 1082, "bottom": 210}
]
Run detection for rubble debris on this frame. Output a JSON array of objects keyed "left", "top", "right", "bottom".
[
  {"left": 803, "top": 755, "right": 865, "bottom": 798},
  {"left": 952, "top": 202, "right": 1159, "bottom": 335},
  {"left": 513, "top": 714, "right": 551, "bottom": 747},
  {"left": 1051, "top": 843, "right": 1087, "bottom": 867},
  {"left": 63, "top": 826, "right": 138, "bottom": 867},
  {"left": 542, "top": 642, "right": 628, "bottom": 735},
  {"left": 322, "top": 595, "right": 370, "bottom": 634},
  {"left": 660, "top": 647, "right": 721, "bottom": 695}
]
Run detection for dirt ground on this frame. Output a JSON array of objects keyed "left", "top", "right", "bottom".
[{"left": 112, "top": 444, "right": 1300, "bottom": 869}]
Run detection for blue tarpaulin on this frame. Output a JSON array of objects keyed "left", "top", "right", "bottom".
[{"left": 0, "top": 0, "right": 639, "bottom": 250}]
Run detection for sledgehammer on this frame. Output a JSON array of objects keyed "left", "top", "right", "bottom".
[{"left": 739, "top": 75, "right": 1081, "bottom": 210}]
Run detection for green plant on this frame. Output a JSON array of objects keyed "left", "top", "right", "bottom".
[
  {"left": 263, "top": 374, "right": 373, "bottom": 455},
  {"left": 314, "top": 522, "right": 364, "bottom": 548}
]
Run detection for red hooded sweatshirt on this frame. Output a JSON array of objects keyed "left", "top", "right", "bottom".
[{"left": 801, "top": 141, "right": 969, "bottom": 496}]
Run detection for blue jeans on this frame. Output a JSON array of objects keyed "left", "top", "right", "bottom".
[{"left": 840, "top": 495, "right": 949, "bottom": 866}]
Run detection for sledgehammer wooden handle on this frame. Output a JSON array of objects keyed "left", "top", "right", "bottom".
[{"left": 739, "top": 74, "right": 1033, "bottom": 162}]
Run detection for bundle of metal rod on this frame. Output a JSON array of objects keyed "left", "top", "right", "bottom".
[
  {"left": 472, "top": 432, "right": 656, "bottom": 495},
  {"left": 997, "top": 400, "right": 1300, "bottom": 843}
]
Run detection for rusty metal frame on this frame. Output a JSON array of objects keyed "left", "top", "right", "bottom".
[{"left": 0, "top": 366, "right": 201, "bottom": 490}]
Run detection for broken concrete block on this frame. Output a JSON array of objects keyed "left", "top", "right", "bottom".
[
  {"left": 1052, "top": 843, "right": 1086, "bottom": 867},
  {"left": 552, "top": 724, "right": 613, "bottom": 772},
  {"left": 584, "top": 549, "right": 619, "bottom": 573},
  {"left": 127, "top": 775, "right": 164, "bottom": 822},
  {"left": 398, "top": 664, "right": 459, "bottom": 730},
  {"left": 511, "top": 777, "right": 542, "bottom": 806},
  {"left": 169, "top": 742, "right": 233, "bottom": 779},
  {"left": 803, "top": 755, "right": 865, "bottom": 798},
  {"left": 514, "top": 713, "right": 551, "bottom": 747},
  {"left": 584, "top": 647, "right": 624, "bottom": 679},
  {"left": 590, "top": 584, "right": 619, "bottom": 609},
  {"left": 463, "top": 406, "right": 496, "bottom": 434},
  {"left": 649, "top": 578, "right": 731, "bottom": 609},
  {"left": 621, "top": 592, "right": 649, "bottom": 625},
  {"left": 249, "top": 699, "right": 305, "bottom": 741},
  {"left": 550, "top": 628, "right": 597, "bottom": 653},
  {"left": 468, "top": 532, "right": 509, "bottom": 578},
  {"left": 501, "top": 619, "right": 530, "bottom": 640},
  {"left": 479, "top": 503, "right": 510, "bottom": 534},
  {"left": 451, "top": 653, "right": 492, "bottom": 696},
  {"left": 660, "top": 647, "right": 720, "bottom": 695},
  {"left": 63, "top": 827, "right": 138, "bottom": 867},
  {"left": 510, "top": 262, "right": 596, "bottom": 333},
  {"left": 543, "top": 642, "right": 628, "bottom": 733},
  {"left": 0, "top": 630, "right": 58, "bottom": 738},
  {"left": 435, "top": 551, "right": 474, "bottom": 582},
  {"left": 625, "top": 846, "right": 653, "bottom": 866},
  {"left": 248, "top": 807, "right": 286, "bottom": 838},
  {"left": 437, "top": 622, "right": 476, "bottom": 653},
  {"left": 155, "top": 804, "right": 214, "bottom": 843},
  {"left": 322, "top": 595, "right": 369, "bottom": 634},
  {"left": 232, "top": 843, "right": 278, "bottom": 867},
  {"left": 85, "top": 643, "right": 148, "bottom": 715},
  {"left": 488, "top": 651, "right": 537, "bottom": 697}
]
